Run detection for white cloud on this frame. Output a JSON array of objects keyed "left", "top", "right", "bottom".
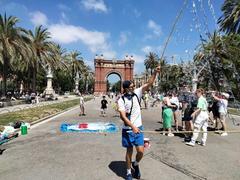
[
  {"left": 141, "top": 46, "right": 153, "bottom": 54},
  {"left": 48, "top": 23, "right": 115, "bottom": 56},
  {"left": 81, "top": 0, "right": 108, "bottom": 13},
  {"left": 118, "top": 32, "right": 130, "bottom": 46},
  {"left": 148, "top": 20, "right": 162, "bottom": 37},
  {"left": 29, "top": 11, "right": 48, "bottom": 26},
  {"left": 141, "top": 45, "right": 162, "bottom": 54}
]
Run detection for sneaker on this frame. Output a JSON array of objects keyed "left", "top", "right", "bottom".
[
  {"left": 221, "top": 132, "right": 228, "bottom": 136},
  {"left": 125, "top": 174, "right": 132, "bottom": 180},
  {"left": 197, "top": 141, "right": 206, "bottom": 146},
  {"left": 132, "top": 162, "right": 141, "bottom": 179},
  {"left": 184, "top": 137, "right": 191, "bottom": 142},
  {"left": 186, "top": 141, "right": 195, "bottom": 146},
  {"left": 167, "top": 133, "right": 174, "bottom": 137}
]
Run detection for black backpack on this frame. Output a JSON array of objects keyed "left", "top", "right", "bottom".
[{"left": 13, "top": 121, "right": 23, "bottom": 129}]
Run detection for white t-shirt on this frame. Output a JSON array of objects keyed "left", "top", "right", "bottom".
[
  {"left": 118, "top": 87, "right": 143, "bottom": 129},
  {"left": 218, "top": 99, "right": 228, "bottom": 114},
  {"left": 79, "top": 97, "right": 84, "bottom": 105},
  {"left": 170, "top": 96, "right": 180, "bottom": 109}
]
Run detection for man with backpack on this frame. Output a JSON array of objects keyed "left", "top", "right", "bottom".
[{"left": 117, "top": 66, "right": 160, "bottom": 180}]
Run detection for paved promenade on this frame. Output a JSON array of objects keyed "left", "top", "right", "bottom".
[{"left": 1, "top": 97, "right": 240, "bottom": 180}]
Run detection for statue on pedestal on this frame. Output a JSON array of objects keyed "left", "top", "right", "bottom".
[{"left": 44, "top": 65, "right": 55, "bottom": 99}]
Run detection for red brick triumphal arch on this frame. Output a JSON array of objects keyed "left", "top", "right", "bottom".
[{"left": 94, "top": 55, "right": 134, "bottom": 95}]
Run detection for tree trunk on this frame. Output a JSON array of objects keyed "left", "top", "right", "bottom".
[
  {"left": 27, "top": 69, "right": 31, "bottom": 92},
  {"left": 2, "top": 55, "right": 9, "bottom": 97},
  {"left": 32, "top": 67, "right": 37, "bottom": 93},
  {"left": 32, "top": 59, "right": 38, "bottom": 93}
]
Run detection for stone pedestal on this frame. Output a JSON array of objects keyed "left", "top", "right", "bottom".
[
  {"left": 44, "top": 67, "right": 55, "bottom": 98},
  {"left": 45, "top": 77, "right": 54, "bottom": 95}
]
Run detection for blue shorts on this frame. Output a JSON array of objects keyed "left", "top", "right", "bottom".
[{"left": 122, "top": 126, "right": 144, "bottom": 148}]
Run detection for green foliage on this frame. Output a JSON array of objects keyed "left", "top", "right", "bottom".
[
  {"left": 193, "top": 32, "right": 240, "bottom": 99},
  {"left": 111, "top": 80, "right": 121, "bottom": 93},
  {"left": 218, "top": 0, "right": 240, "bottom": 34},
  {"left": 0, "top": 14, "right": 92, "bottom": 96},
  {"left": 53, "top": 69, "right": 72, "bottom": 94},
  {"left": 0, "top": 97, "right": 92, "bottom": 125},
  {"left": 144, "top": 52, "right": 159, "bottom": 75}
]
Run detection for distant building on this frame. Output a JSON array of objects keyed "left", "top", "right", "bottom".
[{"left": 133, "top": 71, "right": 159, "bottom": 88}]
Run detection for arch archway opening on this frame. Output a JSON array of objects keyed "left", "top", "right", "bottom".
[{"left": 107, "top": 73, "right": 121, "bottom": 95}]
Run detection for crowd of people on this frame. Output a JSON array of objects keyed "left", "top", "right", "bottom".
[
  {"left": 114, "top": 66, "right": 230, "bottom": 180},
  {"left": 77, "top": 66, "right": 231, "bottom": 180}
]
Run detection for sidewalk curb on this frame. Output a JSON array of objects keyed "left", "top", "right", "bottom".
[
  {"left": 14, "top": 105, "right": 79, "bottom": 134},
  {"left": 28, "top": 96, "right": 92, "bottom": 129}
]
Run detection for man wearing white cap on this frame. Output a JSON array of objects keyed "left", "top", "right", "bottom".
[{"left": 212, "top": 92, "right": 229, "bottom": 136}]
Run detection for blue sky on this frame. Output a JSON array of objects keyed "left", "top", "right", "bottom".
[{"left": 0, "top": 0, "right": 224, "bottom": 83}]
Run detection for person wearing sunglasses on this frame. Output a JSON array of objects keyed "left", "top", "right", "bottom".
[{"left": 118, "top": 66, "right": 161, "bottom": 180}]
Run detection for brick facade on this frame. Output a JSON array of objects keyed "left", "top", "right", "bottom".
[{"left": 94, "top": 55, "right": 134, "bottom": 95}]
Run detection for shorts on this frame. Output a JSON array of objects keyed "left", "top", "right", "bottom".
[
  {"left": 122, "top": 126, "right": 144, "bottom": 148},
  {"left": 219, "top": 113, "right": 226, "bottom": 122},
  {"left": 182, "top": 116, "right": 193, "bottom": 121},
  {"left": 101, "top": 108, "right": 107, "bottom": 112},
  {"left": 172, "top": 108, "right": 179, "bottom": 113}
]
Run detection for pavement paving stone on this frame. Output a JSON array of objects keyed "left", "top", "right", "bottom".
[{"left": 1, "top": 97, "right": 240, "bottom": 180}]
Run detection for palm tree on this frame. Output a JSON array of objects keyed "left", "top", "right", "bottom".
[
  {"left": 24, "top": 25, "right": 57, "bottom": 93},
  {"left": 196, "top": 32, "right": 229, "bottom": 90},
  {"left": 0, "top": 14, "right": 28, "bottom": 96},
  {"left": 221, "top": 34, "right": 240, "bottom": 98},
  {"left": 65, "top": 51, "right": 85, "bottom": 91},
  {"left": 159, "top": 57, "right": 168, "bottom": 81},
  {"left": 218, "top": 0, "right": 240, "bottom": 34},
  {"left": 144, "top": 52, "right": 159, "bottom": 75},
  {"left": 82, "top": 65, "right": 92, "bottom": 93}
]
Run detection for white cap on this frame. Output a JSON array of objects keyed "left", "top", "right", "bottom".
[{"left": 221, "top": 92, "right": 230, "bottom": 99}]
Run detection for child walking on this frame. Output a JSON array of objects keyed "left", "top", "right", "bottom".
[{"left": 101, "top": 96, "right": 108, "bottom": 117}]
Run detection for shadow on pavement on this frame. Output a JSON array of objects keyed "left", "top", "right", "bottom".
[
  {"left": 0, "top": 149, "right": 6, "bottom": 155},
  {"left": 108, "top": 161, "right": 126, "bottom": 179}
]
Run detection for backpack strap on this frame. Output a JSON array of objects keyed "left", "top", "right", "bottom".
[
  {"left": 132, "top": 92, "right": 141, "bottom": 107},
  {"left": 121, "top": 93, "right": 141, "bottom": 120}
]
